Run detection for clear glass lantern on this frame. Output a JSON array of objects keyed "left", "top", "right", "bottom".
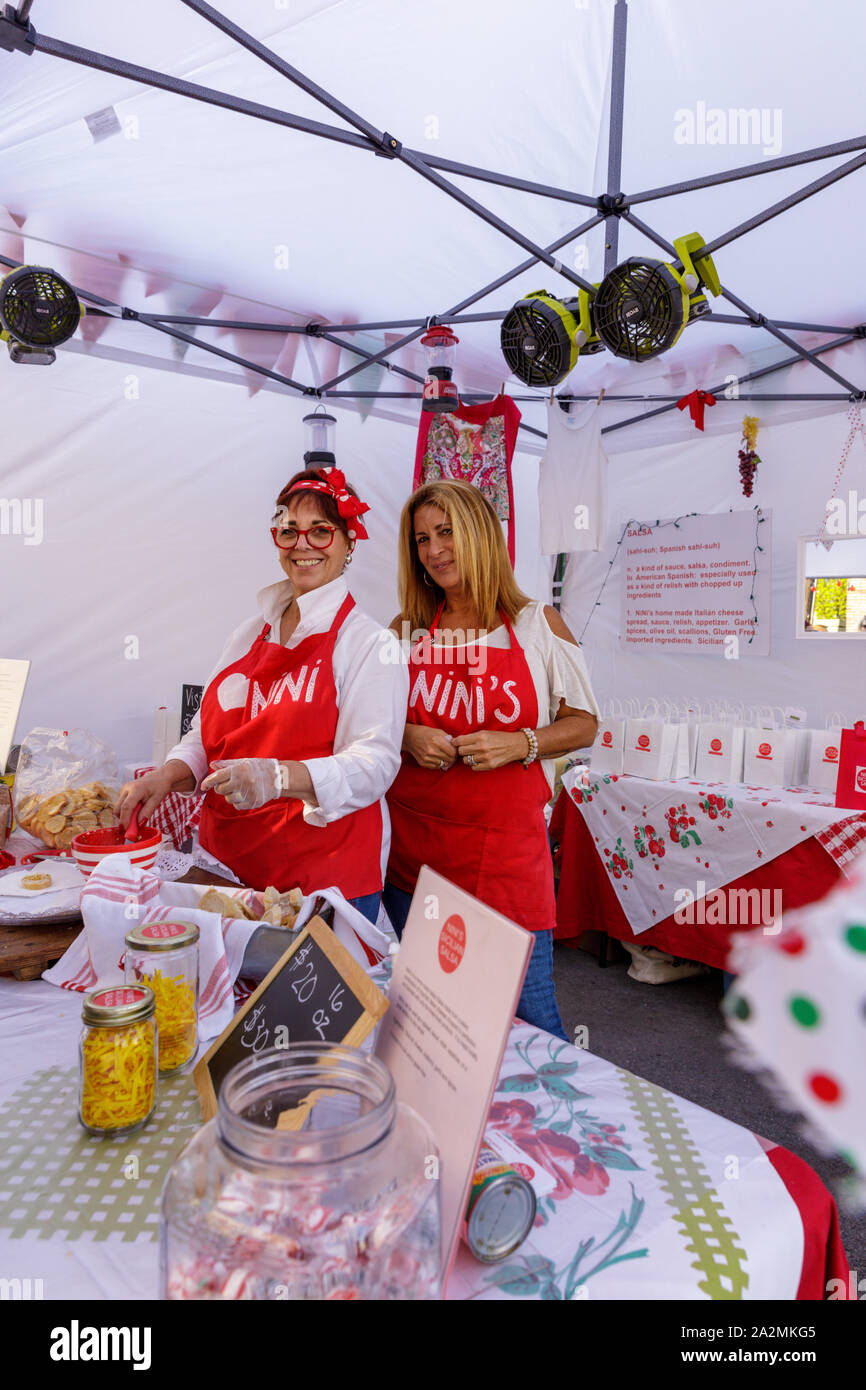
[
  {"left": 161, "top": 1044, "right": 442, "bottom": 1300},
  {"left": 303, "top": 409, "right": 337, "bottom": 465},
  {"left": 420, "top": 325, "right": 460, "bottom": 413}
]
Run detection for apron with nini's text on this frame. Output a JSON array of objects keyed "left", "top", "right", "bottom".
[
  {"left": 386, "top": 603, "right": 555, "bottom": 932},
  {"left": 198, "top": 594, "right": 383, "bottom": 895}
]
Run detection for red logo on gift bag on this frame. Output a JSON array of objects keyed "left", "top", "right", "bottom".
[
  {"left": 835, "top": 723, "right": 866, "bottom": 811},
  {"left": 823, "top": 745, "right": 839, "bottom": 763},
  {"left": 709, "top": 738, "right": 722, "bottom": 754},
  {"left": 637, "top": 734, "right": 650, "bottom": 750},
  {"left": 602, "top": 730, "right": 613, "bottom": 746},
  {"left": 757, "top": 741, "right": 772, "bottom": 758}
]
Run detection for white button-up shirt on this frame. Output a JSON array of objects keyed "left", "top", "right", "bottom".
[{"left": 166, "top": 575, "right": 408, "bottom": 876}]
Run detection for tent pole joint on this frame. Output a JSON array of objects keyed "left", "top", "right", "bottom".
[
  {"left": 375, "top": 131, "right": 401, "bottom": 158},
  {"left": 597, "top": 192, "right": 628, "bottom": 216},
  {"left": 0, "top": 4, "right": 34, "bottom": 52}
]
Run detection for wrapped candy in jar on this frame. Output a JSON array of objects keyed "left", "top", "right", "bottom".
[
  {"left": 79, "top": 986, "right": 158, "bottom": 1137},
  {"left": 160, "top": 1045, "right": 441, "bottom": 1300},
  {"left": 125, "top": 921, "right": 200, "bottom": 1074}
]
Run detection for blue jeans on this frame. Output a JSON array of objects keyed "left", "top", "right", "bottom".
[
  {"left": 349, "top": 892, "right": 382, "bottom": 925},
  {"left": 383, "top": 882, "right": 568, "bottom": 1042}
]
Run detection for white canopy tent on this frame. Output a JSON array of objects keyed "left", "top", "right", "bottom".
[{"left": 1, "top": 0, "right": 865, "bottom": 759}]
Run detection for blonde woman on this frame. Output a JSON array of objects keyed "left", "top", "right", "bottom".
[{"left": 385, "top": 479, "right": 598, "bottom": 1038}]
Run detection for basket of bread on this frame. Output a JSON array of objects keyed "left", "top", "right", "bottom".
[{"left": 196, "top": 885, "right": 304, "bottom": 929}]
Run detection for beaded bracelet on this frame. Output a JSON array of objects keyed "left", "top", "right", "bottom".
[{"left": 521, "top": 727, "right": 538, "bottom": 768}]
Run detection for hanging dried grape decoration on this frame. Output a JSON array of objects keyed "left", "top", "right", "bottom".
[{"left": 738, "top": 414, "right": 760, "bottom": 497}]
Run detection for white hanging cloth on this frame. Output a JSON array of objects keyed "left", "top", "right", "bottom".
[{"left": 538, "top": 399, "right": 608, "bottom": 554}]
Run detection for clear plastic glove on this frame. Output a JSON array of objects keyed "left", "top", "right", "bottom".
[{"left": 201, "top": 758, "right": 282, "bottom": 810}]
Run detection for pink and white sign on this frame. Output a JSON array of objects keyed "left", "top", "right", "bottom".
[
  {"left": 376, "top": 865, "right": 532, "bottom": 1288},
  {"left": 621, "top": 510, "right": 770, "bottom": 655}
]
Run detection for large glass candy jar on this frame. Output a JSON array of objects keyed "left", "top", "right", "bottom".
[{"left": 161, "top": 1045, "right": 441, "bottom": 1300}]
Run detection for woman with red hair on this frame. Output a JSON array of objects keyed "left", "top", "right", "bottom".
[{"left": 116, "top": 467, "right": 407, "bottom": 921}]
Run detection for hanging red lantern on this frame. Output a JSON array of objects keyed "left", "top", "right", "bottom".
[{"left": 420, "top": 324, "right": 460, "bottom": 414}]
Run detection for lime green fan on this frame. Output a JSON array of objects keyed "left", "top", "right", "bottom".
[
  {"left": 591, "top": 233, "right": 721, "bottom": 363},
  {"left": 0, "top": 265, "right": 82, "bottom": 364},
  {"left": 500, "top": 290, "right": 602, "bottom": 388}
]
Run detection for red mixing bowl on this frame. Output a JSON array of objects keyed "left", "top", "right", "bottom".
[{"left": 71, "top": 823, "right": 162, "bottom": 878}]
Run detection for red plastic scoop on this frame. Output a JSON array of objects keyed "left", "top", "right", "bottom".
[{"left": 124, "top": 805, "right": 141, "bottom": 844}]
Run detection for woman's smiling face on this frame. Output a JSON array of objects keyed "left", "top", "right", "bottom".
[
  {"left": 274, "top": 491, "right": 350, "bottom": 594},
  {"left": 413, "top": 503, "right": 460, "bottom": 591}
]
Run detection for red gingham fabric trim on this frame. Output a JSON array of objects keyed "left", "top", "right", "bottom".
[
  {"left": 150, "top": 792, "right": 204, "bottom": 850},
  {"left": 815, "top": 814, "right": 866, "bottom": 867}
]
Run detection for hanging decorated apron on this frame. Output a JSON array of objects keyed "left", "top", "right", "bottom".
[
  {"left": 198, "top": 594, "right": 383, "bottom": 895},
  {"left": 413, "top": 393, "right": 521, "bottom": 562},
  {"left": 386, "top": 603, "right": 556, "bottom": 933}
]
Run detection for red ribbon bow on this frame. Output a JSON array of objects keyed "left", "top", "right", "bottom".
[
  {"left": 287, "top": 466, "right": 370, "bottom": 539},
  {"left": 676, "top": 389, "right": 717, "bottom": 431}
]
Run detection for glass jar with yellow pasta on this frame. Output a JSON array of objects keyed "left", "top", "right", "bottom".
[
  {"left": 125, "top": 921, "right": 200, "bottom": 1074},
  {"left": 79, "top": 986, "right": 158, "bottom": 1137}
]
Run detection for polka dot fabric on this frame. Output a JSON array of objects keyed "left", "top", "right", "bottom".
[{"left": 726, "top": 868, "right": 866, "bottom": 1183}]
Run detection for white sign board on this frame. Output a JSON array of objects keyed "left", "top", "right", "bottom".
[
  {"left": 621, "top": 510, "right": 770, "bottom": 655},
  {"left": 0, "top": 658, "right": 30, "bottom": 773},
  {"left": 375, "top": 865, "right": 532, "bottom": 1289}
]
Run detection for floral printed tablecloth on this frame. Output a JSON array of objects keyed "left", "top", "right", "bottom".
[
  {"left": 447, "top": 1024, "right": 848, "bottom": 1300},
  {"left": 0, "top": 980, "right": 849, "bottom": 1301},
  {"left": 563, "top": 767, "right": 866, "bottom": 937}
]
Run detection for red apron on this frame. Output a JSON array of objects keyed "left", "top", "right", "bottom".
[
  {"left": 386, "top": 603, "right": 556, "bottom": 932},
  {"left": 198, "top": 593, "right": 383, "bottom": 895}
]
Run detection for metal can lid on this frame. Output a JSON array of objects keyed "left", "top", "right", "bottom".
[
  {"left": 82, "top": 984, "right": 156, "bottom": 1026},
  {"left": 466, "top": 1175, "right": 537, "bottom": 1262},
  {"left": 125, "top": 920, "right": 200, "bottom": 951}
]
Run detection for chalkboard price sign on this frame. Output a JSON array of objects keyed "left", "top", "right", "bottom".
[
  {"left": 181, "top": 683, "right": 204, "bottom": 737},
  {"left": 194, "top": 916, "right": 389, "bottom": 1121}
]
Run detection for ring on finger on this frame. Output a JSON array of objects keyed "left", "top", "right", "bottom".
[{"left": 465, "top": 754, "right": 476, "bottom": 767}]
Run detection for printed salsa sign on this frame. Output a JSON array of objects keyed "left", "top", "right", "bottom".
[
  {"left": 194, "top": 916, "right": 388, "bottom": 1121},
  {"left": 621, "top": 510, "right": 770, "bottom": 655}
]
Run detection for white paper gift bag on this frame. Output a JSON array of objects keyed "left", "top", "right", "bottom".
[
  {"left": 669, "top": 722, "right": 692, "bottom": 779},
  {"left": 694, "top": 721, "right": 745, "bottom": 782},
  {"left": 591, "top": 720, "right": 625, "bottom": 773},
  {"left": 622, "top": 718, "right": 679, "bottom": 780},
  {"left": 742, "top": 725, "right": 797, "bottom": 789},
  {"left": 805, "top": 714, "right": 844, "bottom": 793},
  {"left": 591, "top": 698, "right": 625, "bottom": 773}
]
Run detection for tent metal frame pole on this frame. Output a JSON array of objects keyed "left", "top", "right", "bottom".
[
  {"left": 135, "top": 313, "right": 308, "bottom": 393},
  {"left": 603, "top": 0, "right": 628, "bottom": 274},
  {"left": 693, "top": 150, "right": 866, "bottom": 261},
  {"left": 3, "top": 24, "right": 594, "bottom": 207},
  {"left": 1, "top": 4, "right": 862, "bottom": 417},
  {"left": 319, "top": 391, "right": 852, "bottom": 402},
  {"left": 318, "top": 214, "right": 603, "bottom": 393},
  {"left": 136, "top": 308, "right": 864, "bottom": 338},
  {"left": 600, "top": 331, "right": 859, "bottom": 436},
  {"left": 623, "top": 211, "right": 865, "bottom": 397},
  {"left": 177, "top": 0, "right": 598, "bottom": 295},
  {"left": 142, "top": 311, "right": 512, "bottom": 331},
  {"left": 629, "top": 135, "right": 866, "bottom": 205},
  {"left": 706, "top": 313, "right": 861, "bottom": 335}
]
